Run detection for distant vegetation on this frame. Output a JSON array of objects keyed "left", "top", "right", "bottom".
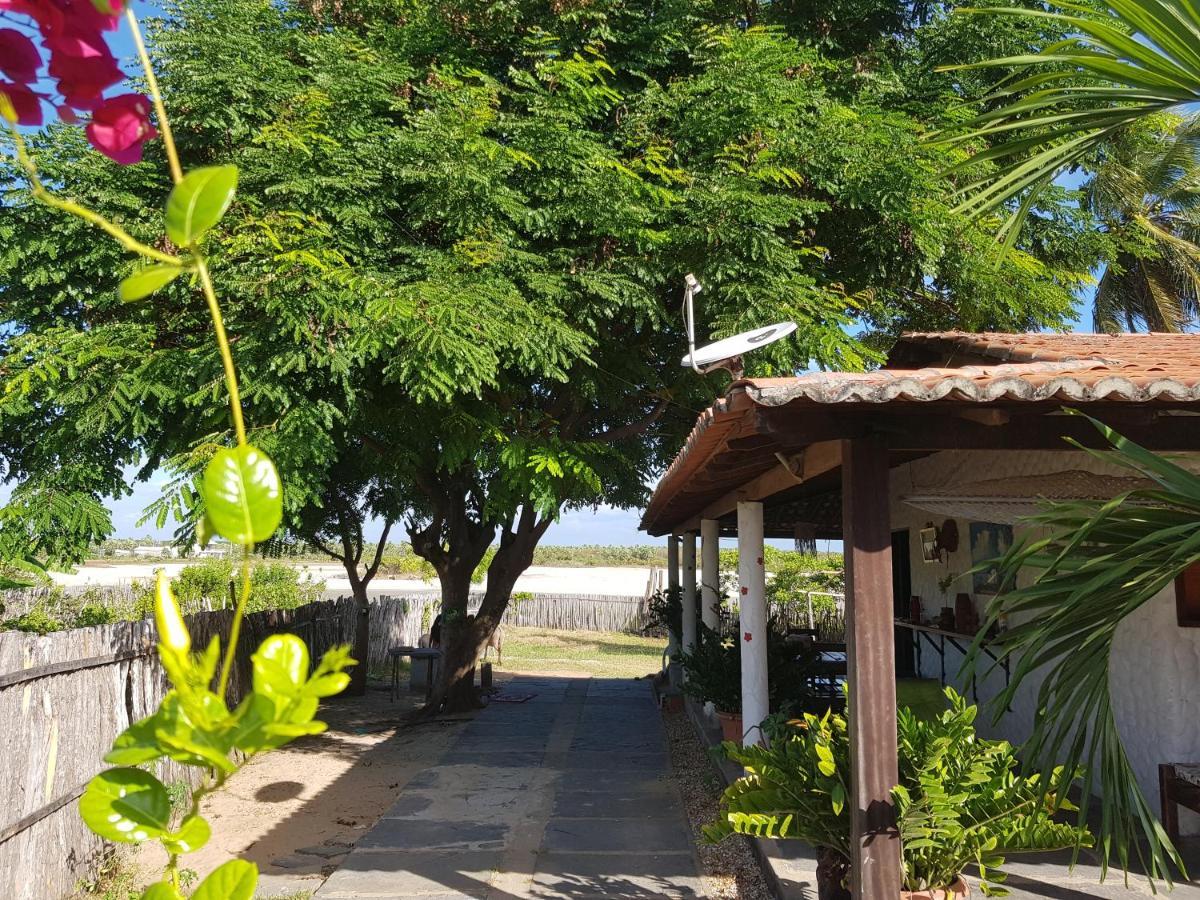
[
  {"left": 87, "top": 539, "right": 842, "bottom": 577},
  {"left": 0, "top": 560, "right": 324, "bottom": 634}
]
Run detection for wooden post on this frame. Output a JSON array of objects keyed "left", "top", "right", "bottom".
[
  {"left": 841, "top": 437, "right": 901, "bottom": 899},
  {"left": 681, "top": 531, "right": 698, "bottom": 653},
  {"left": 737, "top": 501, "right": 768, "bottom": 745},
  {"left": 700, "top": 518, "right": 721, "bottom": 632}
]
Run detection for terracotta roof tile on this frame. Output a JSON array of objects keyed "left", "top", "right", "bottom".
[{"left": 641, "top": 332, "right": 1200, "bottom": 534}]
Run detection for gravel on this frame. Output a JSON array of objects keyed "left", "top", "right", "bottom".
[{"left": 661, "top": 705, "right": 774, "bottom": 900}]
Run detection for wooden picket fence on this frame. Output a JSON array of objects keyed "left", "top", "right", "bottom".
[{"left": 0, "top": 595, "right": 431, "bottom": 900}]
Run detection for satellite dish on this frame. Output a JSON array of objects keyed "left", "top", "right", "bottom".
[{"left": 679, "top": 274, "right": 797, "bottom": 379}]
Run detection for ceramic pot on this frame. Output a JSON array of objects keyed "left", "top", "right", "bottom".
[
  {"left": 717, "top": 710, "right": 743, "bottom": 742},
  {"left": 662, "top": 694, "right": 684, "bottom": 713},
  {"left": 901, "top": 877, "right": 970, "bottom": 900}
]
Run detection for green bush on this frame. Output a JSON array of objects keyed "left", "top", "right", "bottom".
[
  {"left": 706, "top": 688, "right": 1092, "bottom": 896},
  {"left": 2, "top": 605, "right": 66, "bottom": 634},
  {"left": 130, "top": 560, "right": 325, "bottom": 618}
]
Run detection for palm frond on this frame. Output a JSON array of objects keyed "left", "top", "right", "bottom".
[
  {"left": 937, "top": 1, "right": 1200, "bottom": 225},
  {"left": 962, "top": 412, "right": 1198, "bottom": 885}
]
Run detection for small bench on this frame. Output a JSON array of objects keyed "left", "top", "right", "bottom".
[
  {"left": 388, "top": 646, "right": 441, "bottom": 703},
  {"left": 1159, "top": 763, "right": 1200, "bottom": 843}
]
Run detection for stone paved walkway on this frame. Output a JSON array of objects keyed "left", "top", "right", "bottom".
[{"left": 316, "top": 676, "right": 707, "bottom": 899}]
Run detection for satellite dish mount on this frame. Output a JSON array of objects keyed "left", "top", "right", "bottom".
[{"left": 680, "top": 274, "right": 797, "bottom": 380}]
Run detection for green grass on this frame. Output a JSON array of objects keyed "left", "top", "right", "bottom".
[{"left": 493, "top": 626, "right": 665, "bottom": 678}]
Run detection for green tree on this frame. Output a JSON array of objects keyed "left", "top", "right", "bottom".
[
  {"left": 1085, "top": 115, "right": 1200, "bottom": 332},
  {"left": 2, "top": 0, "right": 1107, "bottom": 706}
]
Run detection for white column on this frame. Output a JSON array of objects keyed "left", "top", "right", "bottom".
[
  {"left": 700, "top": 518, "right": 721, "bottom": 633},
  {"left": 666, "top": 535, "right": 680, "bottom": 656},
  {"left": 738, "top": 501, "right": 768, "bottom": 746},
  {"left": 681, "top": 531, "right": 698, "bottom": 653}
]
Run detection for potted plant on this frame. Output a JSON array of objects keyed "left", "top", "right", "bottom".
[
  {"left": 704, "top": 688, "right": 1091, "bottom": 899},
  {"left": 679, "top": 625, "right": 743, "bottom": 740}
]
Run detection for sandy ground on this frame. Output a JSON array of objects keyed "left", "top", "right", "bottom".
[
  {"left": 50, "top": 563, "right": 654, "bottom": 598},
  {"left": 134, "top": 680, "right": 480, "bottom": 898}
]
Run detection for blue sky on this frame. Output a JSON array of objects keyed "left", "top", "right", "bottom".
[{"left": 4, "top": 3, "right": 1097, "bottom": 548}]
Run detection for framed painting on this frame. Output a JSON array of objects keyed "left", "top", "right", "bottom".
[{"left": 970, "top": 522, "right": 1013, "bottom": 594}]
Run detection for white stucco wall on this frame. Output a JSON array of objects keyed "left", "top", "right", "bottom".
[{"left": 891, "top": 450, "right": 1200, "bottom": 833}]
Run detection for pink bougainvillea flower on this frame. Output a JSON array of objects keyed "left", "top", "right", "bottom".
[
  {"left": 0, "top": 0, "right": 65, "bottom": 36},
  {"left": 85, "top": 92, "right": 156, "bottom": 164},
  {"left": 0, "top": 80, "right": 43, "bottom": 125},
  {"left": 0, "top": 29, "right": 42, "bottom": 82},
  {"left": 46, "top": 24, "right": 124, "bottom": 109}
]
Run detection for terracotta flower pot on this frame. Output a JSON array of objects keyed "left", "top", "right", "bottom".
[
  {"left": 662, "top": 694, "right": 684, "bottom": 713},
  {"left": 717, "top": 710, "right": 743, "bottom": 742},
  {"left": 901, "top": 877, "right": 970, "bottom": 900}
]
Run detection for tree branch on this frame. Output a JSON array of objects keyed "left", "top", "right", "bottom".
[
  {"left": 588, "top": 398, "right": 668, "bottom": 443},
  {"left": 365, "top": 519, "right": 393, "bottom": 582}
]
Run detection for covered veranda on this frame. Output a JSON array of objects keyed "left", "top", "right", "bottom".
[{"left": 641, "top": 331, "right": 1200, "bottom": 899}]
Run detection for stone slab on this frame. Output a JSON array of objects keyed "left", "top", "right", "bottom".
[
  {"left": 546, "top": 750, "right": 669, "bottom": 770},
  {"left": 531, "top": 851, "right": 704, "bottom": 898},
  {"left": 542, "top": 817, "right": 694, "bottom": 853},
  {"left": 438, "top": 750, "right": 546, "bottom": 768},
  {"left": 552, "top": 792, "right": 685, "bottom": 819},
  {"left": 317, "top": 849, "right": 501, "bottom": 898},
  {"left": 355, "top": 819, "right": 509, "bottom": 852},
  {"left": 405, "top": 765, "right": 540, "bottom": 791},
  {"left": 383, "top": 789, "right": 530, "bottom": 823},
  {"left": 552, "top": 769, "right": 676, "bottom": 794}
]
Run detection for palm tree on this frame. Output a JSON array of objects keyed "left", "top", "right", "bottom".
[
  {"left": 940, "top": 2, "right": 1200, "bottom": 884},
  {"left": 940, "top": 0, "right": 1200, "bottom": 239},
  {"left": 1086, "top": 115, "right": 1200, "bottom": 332}
]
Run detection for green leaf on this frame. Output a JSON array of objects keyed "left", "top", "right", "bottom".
[
  {"left": 105, "top": 712, "right": 165, "bottom": 766},
  {"left": 190, "top": 859, "right": 258, "bottom": 900},
  {"left": 79, "top": 768, "right": 171, "bottom": 843},
  {"left": 830, "top": 782, "right": 845, "bottom": 816},
  {"left": 196, "top": 512, "right": 215, "bottom": 549},
  {"left": 252, "top": 633, "right": 310, "bottom": 698},
  {"left": 139, "top": 883, "right": 184, "bottom": 900},
  {"left": 165, "top": 165, "right": 238, "bottom": 246},
  {"left": 118, "top": 265, "right": 185, "bottom": 302},
  {"left": 203, "top": 445, "right": 283, "bottom": 545},
  {"left": 162, "top": 814, "right": 211, "bottom": 855}
]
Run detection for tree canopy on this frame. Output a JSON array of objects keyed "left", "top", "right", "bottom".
[{"left": 1, "top": 0, "right": 1112, "bottom": 696}]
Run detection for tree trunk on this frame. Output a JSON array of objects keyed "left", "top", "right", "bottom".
[
  {"left": 431, "top": 510, "right": 552, "bottom": 714},
  {"left": 427, "top": 562, "right": 480, "bottom": 714},
  {"left": 344, "top": 563, "right": 370, "bottom": 696}
]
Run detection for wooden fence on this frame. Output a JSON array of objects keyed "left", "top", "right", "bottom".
[
  {"left": 0, "top": 595, "right": 430, "bottom": 900},
  {"left": 361, "top": 591, "right": 653, "bottom": 636}
]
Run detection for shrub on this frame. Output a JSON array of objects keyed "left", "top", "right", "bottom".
[{"left": 706, "top": 688, "right": 1092, "bottom": 897}]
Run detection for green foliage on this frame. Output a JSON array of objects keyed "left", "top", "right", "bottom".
[
  {"left": 0, "top": 0, "right": 1109, "bottom": 595},
  {"left": 164, "top": 166, "right": 238, "bottom": 248},
  {"left": 706, "top": 689, "right": 1091, "bottom": 896},
  {"left": 963, "top": 413, "right": 1197, "bottom": 884},
  {"left": 202, "top": 447, "right": 283, "bottom": 546},
  {"left": 83, "top": 588, "right": 354, "bottom": 898},
  {"left": 939, "top": 0, "right": 1200, "bottom": 242},
  {"left": 679, "top": 625, "right": 743, "bottom": 712},
  {"left": 645, "top": 586, "right": 682, "bottom": 645},
  {"left": 679, "top": 623, "right": 822, "bottom": 715},
  {"left": 125, "top": 560, "right": 324, "bottom": 619},
  {"left": 1084, "top": 114, "right": 1200, "bottom": 332}
]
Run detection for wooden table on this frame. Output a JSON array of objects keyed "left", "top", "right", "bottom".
[
  {"left": 892, "top": 621, "right": 1010, "bottom": 701},
  {"left": 388, "top": 646, "right": 442, "bottom": 702}
]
